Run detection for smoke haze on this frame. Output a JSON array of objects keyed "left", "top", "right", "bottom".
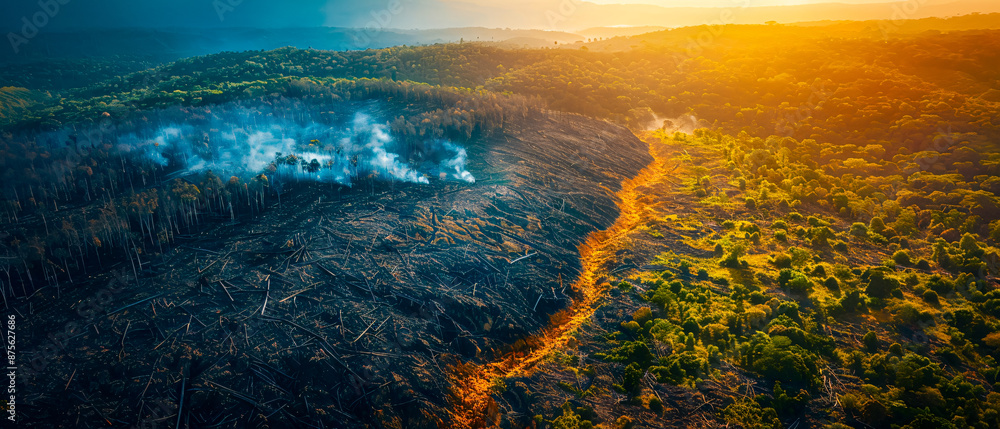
[{"left": 42, "top": 103, "right": 476, "bottom": 188}]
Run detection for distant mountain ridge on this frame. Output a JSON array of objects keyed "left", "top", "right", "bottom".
[{"left": 3, "top": 1, "right": 1000, "bottom": 63}]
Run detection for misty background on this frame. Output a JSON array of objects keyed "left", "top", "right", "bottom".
[{"left": 3, "top": 0, "right": 999, "bottom": 62}]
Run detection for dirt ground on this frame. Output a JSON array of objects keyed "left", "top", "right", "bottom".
[{"left": 14, "top": 112, "right": 650, "bottom": 428}]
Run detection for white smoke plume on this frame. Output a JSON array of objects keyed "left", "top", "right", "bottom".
[
  {"left": 118, "top": 108, "right": 475, "bottom": 186},
  {"left": 650, "top": 114, "right": 701, "bottom": 133}
]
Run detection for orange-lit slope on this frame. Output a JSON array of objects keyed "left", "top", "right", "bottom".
[{"left": 446, "top": 133, "right": 673, "bottom": 428}]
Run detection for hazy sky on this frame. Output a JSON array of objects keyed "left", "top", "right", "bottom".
[
  {"left": 0, "top": 0, "right": 975, "bottom": 30},
  {"left": 588, "top": 0, "right": 894, "bottom": 5}
]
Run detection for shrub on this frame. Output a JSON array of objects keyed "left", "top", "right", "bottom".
[
  {"left": 807, "top": 216, "right": 830, "bottom": 227},
  {"left": 595, "top": 341, "right": 654, "bottom": 367},
  {"left": 774, "top": 230, "right": 787, "bottom": 241},
  {"left": 650, "top": 351, "right": 708, "bottom": 385},
  {"left": 722, "top": 398, "right": 782, "bottom": 429},
  {"left": 851, "top": 222, "right": 869, "bottom": 237},
  {"left": 863, "top": 331, "right": 879, "bottom": 352},
  {"left": 922, "top": 289, "right": 939, "bottom": 305},
  {"left": 890, "top": 301, "right": 923, "bottom": 324},
  {"left": 788, "top": 212, "right": 803, "bottom": 222},
  {"left": 648, "top": 396, "right": 663, "bottom": 413},
  {"left": 865, "top": 270, "right": 901, "bottom": 299},
  {"left": 633, "top": 307, "right": 653, "bottom": 325},
  {"left": 840, "top": 393, "right": 862, "bottom": 414},
  {"left": 739, "top": 333, "right": 820, "bottom": 388},
  {"left": 778, "top": 269, "right": 811, "bottom": 293},
  {"left": 870, "top": 217, "right": 886, "bottom": 234},
  {"left": 741, "top": 223, "right": 762, "bottom": 234},
  {"left": 720, "top": 244, "right": 748, "bottom": 269},
  {"left": 682, "top": 318, "right": 701, "bottom": 335},
  {"left": 926, "top": 274, "right": 954, "bottom": 295},
  {"left": 916, "top": 259, "right": 931, "bottom": 270},
  {"left": 824, "top": 276, "right": 840, "bottom": 290},
  {"left": 621, "top": 363, "right": 644, "bottom": 394},
  {"left": 811, "top": 264, "right": 827, "bottom": 277},
  {"left": 892, "top": 250, "right": 912, "bottom": 266},
  {"left": 702, "top": 323, "right": 732, "bottom": 347},
  {"left": 549, "top": 403, "right": 594, "bottom": 429},
  {"left": 889, "top": 342, "right": 903, "bottom": 355},
  {"left": 772, "top": 220, "right": 789, "bottom": 230},
  {"left": 770, "top": 253, "right": 793, "bottom": 268},
  {"left": 621, "top": 320, "right": 642, "bottom": 334},
  {"left": 722, "top": 220, "right": 736, "bottom": 229},
  {"left": 745, "top": 197, "right": 757, "bottom": 210},
  {"left": 696, "top": 268, "right": 709, "bottom": 280}
]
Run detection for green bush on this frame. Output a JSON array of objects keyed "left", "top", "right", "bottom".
[
  {"left": 778, "top": 269, "right": 812, "bottom": 293},
  {"left": 770, "top": 253, "right": 793, "bottom": 268},
  {"left": 870, "top": 217, "right": 886, "bottom": 234},
  {"left": 824, "top": 276, "right": 840, "bottom": 290},
  {"left": 839, "top": 290, "right": 867, "bottom": 313},
  {"left": 595, "top": 340, "right": 654, "bottom": 367},
  {"left": 549, "top": 402, "right": 596, "bottom": 429},
  {"left": 811, "top": 264, "right": 827, "bottom": 277},
  {"left": 739, "top": 333, "right": 821, "bottom": 388},
  {"left": 648, "top": 396, "right": 663, "bottom": 413},
  {"left": 865, "top": 269, "right": 901, "bottom": 299},
  {"left": 851, "top": 222, "right": 869, "bottom": 237},
  {"left": 722, "top": 398, "right": 782, "bottom": 429},
  {"left": 807, "top": 216, "right": 830, "bottom": 227},
  {"left": 741, "top": 222, "right": 762, "bottom": 234},
  {"left": 922, "top": 289, "right": 940, "bottom": 305},
  {"left": 632, "top": 307, "right": 653, "bottom": 325},
  {"left": 863, "top": 331, "right": 879, "bottom": 352},
  {"left": 621, "top": 363, "right": 644, "bottom": 394},
  {"left": 682, "top": 318, "right": 701, "bottom": 335},
  {"left": 621, "top": 320, "right": 642, "bottom": 334},
  {"left": 926, "top": 274, "right": 954, "bottom": 295},
  {"left": 650, "top": 351, "right": 709, "bottom": 385},
  {"left": 720, "top": 244, "right": 749, "bottom": 269},
  {"left": 892, "top": 250, "right": 912, "bottom": 266}
]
